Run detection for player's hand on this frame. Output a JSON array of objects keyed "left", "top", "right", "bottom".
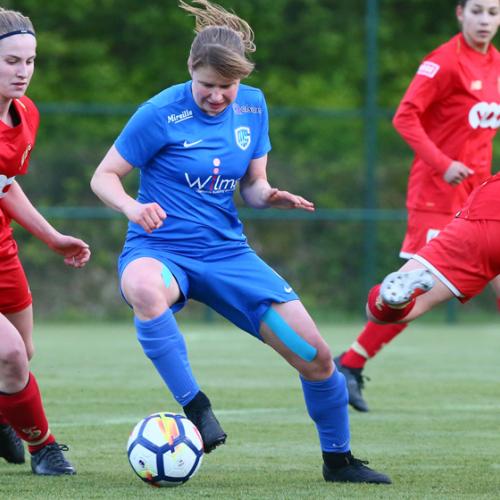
[
  {"left": 266, "top": 188, "right": 315, "bottom": 211},
  {"left": 123, "top": 201, "right": 167, "bottom": 233},
  {"left": 48, "top": 235, "right": 91, "bottom": 268},
  {"left": 443, "top": 161, "right": 474, "bottom": 185}
]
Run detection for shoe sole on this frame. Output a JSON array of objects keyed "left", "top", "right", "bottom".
[
  {"left": 322, "top": 463, "right": 391, "bottom": 484},
  {"left": 380, "top": 269, "right": 434, "bottom": 306}
]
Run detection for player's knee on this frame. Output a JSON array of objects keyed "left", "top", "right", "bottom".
[
  {"left": 0, "top": 344, "right": 29, "bottom": 391},
  {"left": 125, "top": 280, "right": 167, "bottom": 319},
  {"left": 301, "top": 345, "right": 333, "bottom": 380}
]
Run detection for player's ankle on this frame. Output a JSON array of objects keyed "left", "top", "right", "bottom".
[
  {"left": 367, "top": 284, "right": 415, "bottom": 322},
  {"left": 323, "top": 450, "right": 352, "bottom": 469}
]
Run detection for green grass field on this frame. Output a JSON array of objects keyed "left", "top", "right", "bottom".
[{"left": 1, "top": 320, "right": 499, "bottom": 499}]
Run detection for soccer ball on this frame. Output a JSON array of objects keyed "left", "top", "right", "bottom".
[{"left": 127, "top": 412, "right": 204, "bottom": 487}]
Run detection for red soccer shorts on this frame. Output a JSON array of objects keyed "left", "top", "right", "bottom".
[
  {"left": 0, "top": 251, "right": 32, "bottom": 314},
  {"left": 414, "top": 217, "right": 500, "bottom": 303},
  {"left": 400, "top": 210, "right": 455, "bottom": 258}
]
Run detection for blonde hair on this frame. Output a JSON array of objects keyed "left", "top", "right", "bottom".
[
  {"left": 179, "top": 0, "right": 255, "bottom": 80},
  {"left": 0, "top": 8, "right": 35, "bottom": 37}
]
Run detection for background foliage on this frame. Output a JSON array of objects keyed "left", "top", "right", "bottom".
[{"left": 5, "top": 0, "right": 500, "bottom": 319}]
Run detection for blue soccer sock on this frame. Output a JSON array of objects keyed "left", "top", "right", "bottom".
[
  {"left": 135, "top": 309, "right": 200, "bottom": 406},
  {"left": 300, "top": 369, "right": 350, "bottom": 453}
]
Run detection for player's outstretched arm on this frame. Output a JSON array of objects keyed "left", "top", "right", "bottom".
[
  {"left": 0, "top": 181, "right": 90, "bottom": 267},
  {"left": 267, "top": 188, "right": 315, "bottom": 211},
  {"left": 240, "top": 155, "right": 314, "bottom": 211}
]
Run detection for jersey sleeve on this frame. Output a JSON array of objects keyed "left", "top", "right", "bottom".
[
  {"left": 114, "top": 102, "right": 168, "bottom": 169},
  {"left": 252, "top": 93, "right": 272, "bottom": 159},
  {"left": 392, "top": 50, "right": 456, "bottom": 175}
]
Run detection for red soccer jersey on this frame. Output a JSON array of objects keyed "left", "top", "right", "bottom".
[
  {"left": 456, "top": 171, "right": 500, "bottom": 221},
  {"left": 393, "top": 33, "right": 500, "bottom": 214},
  {"left": 0, "top": 96, "right": 39, "bottom": 254}
]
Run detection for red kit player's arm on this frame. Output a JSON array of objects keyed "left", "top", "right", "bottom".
[
  {"left": 392, "top": 58, "right": 454, "bottom": 175},
  {"left": 0, "top": 181, "right": 59, "bottom": 246}
]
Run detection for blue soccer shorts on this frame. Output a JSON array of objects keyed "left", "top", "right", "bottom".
[{"left": 118, "top": 244, "right": 299, "bottom": 339}]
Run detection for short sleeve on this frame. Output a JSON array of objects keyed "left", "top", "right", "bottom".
[
  {"left": 114, "top": 102, "right": 169, "bottom": 169},
  {"left": 252, "top": 93, "right": 272, "bottom": 159}
]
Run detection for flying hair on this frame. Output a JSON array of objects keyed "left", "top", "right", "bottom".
[
  {"left": 179, "top": 0, "right": 256, "bottom": 79},
  {"left": 179, "top": 0, "right": 255, "bottom": 53}
]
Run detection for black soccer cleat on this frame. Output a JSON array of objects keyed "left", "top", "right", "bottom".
[
  {"left": 334, "top": 354, "right": 369, "bottom": 412},
  {"left": 184, "top": 405, "right": 227, "bottom": 453},
  {"left": 31, "top": 443, "right": 76, "bottom": 476},
  {"left": 323, "top": 453, "right": 391, "bottom": 484},
  {"left": 0, "top": 424, "right": 25, "bottom": 464}
]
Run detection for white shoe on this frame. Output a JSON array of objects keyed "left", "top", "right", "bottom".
[{"left": 380, "top": 269, "right": 435, "bottom": 306}]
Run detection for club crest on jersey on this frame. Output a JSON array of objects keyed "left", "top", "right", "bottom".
[
  {"left": 235, "top": 126, "right": 251, "bottom": 151},
  {"left": 417, "top": 60, "right": 440, "bottom": 79}
]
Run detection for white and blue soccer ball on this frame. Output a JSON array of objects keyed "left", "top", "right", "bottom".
[{"left": 127, "top": 412, "right": 204, "bottom": 487}]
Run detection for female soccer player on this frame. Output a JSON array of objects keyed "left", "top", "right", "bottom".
[
  {"left": 0, "top": 8, "right": 90, "bottom": 475},
  {"left": 367, "top": 171, "right": 500, "bottom": 326},
  {"left": 91, "top": 0, "right": 390, "bottom": 484},
  {"left": 336, "top": 0, "right": 500, "bottom": 412}
]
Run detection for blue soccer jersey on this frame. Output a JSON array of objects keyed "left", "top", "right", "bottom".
[{"left": 115, "top": 82, "right": 271, "bottom": 255}]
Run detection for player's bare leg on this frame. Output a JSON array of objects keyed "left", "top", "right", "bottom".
[
  {"left": 367, "top": 260, "right": 455, "bottom": 324},
  {"left": 0, "top": 310, "right": 75, "bottom": 475}
]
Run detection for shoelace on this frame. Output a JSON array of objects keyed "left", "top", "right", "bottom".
[
  {"left": 349, "top": 456, "right": 370, "bottom": 467},
  {"left": 353, "top": 372, "right": 370, "bottom": 389},
  {"left": 37, "top": 443, "right": 70, "bottom": 467}
]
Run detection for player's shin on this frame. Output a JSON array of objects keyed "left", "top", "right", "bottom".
[
  {"left": 0, "top": 373, "right": 55, "bottom": 453},
  {"left": 135, "top": 309, "right": 200, "bottom": 406},
  {"left": 300, "top": 368, "right": 350, "bottom": 455}
]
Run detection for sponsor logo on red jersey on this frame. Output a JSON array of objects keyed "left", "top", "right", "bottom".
[
  {"left": 468, "top": 102, "right": 500, "bottom": 129},
  {"left": 417, "top": 61, "right": 440, "bottom": 78}
]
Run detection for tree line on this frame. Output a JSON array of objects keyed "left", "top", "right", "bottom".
[{"left": 8, "top": 0, "right": 498, "bottom": 319}]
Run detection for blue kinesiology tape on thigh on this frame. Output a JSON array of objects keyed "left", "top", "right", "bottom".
[
  {"left": 161, "top": 264, "right": 172, "bottom": 288},
  {"left": 262, "top": 308, "right": 317, "bottom": 362}
]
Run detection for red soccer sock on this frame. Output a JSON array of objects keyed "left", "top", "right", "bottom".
[
  {"left": 0, "top": 373, "right": 55, "bottom": 453},
  {"left": 367, "top": 284, "right": 416, "bottom": 322},
  {"left": 341, "top": 321, "right": 408, "bottom": 369}
]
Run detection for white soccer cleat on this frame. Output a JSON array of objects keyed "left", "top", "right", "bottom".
[{"left": 380, "top": 269, "right": 435, "bottom": 307}]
